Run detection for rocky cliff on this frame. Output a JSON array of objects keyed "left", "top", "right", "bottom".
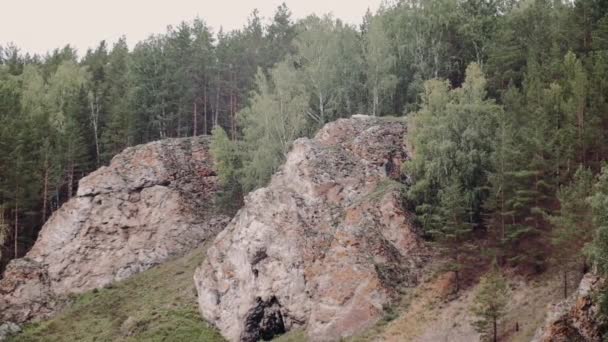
[
  {"left": 0, "top": 136, "right": 230, "bottom": 324},
  {"left": 195, "top": 116, "right": 427, "bottom": 342},
  {"left": 533, "top": 273, "right": 605, "bottom": 342}
]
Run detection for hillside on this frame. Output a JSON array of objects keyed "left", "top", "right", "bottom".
[
  {"left": 5, "top": 254, "right": 572, "bottom": 342},
  {"left": 4, "top": 1, "right": 608, "bottom": 341},
  {"left": 8, "top": 247, "right": 223, "bottom": 342},
  {"left": 0, "top": 115, "right": 599, "bottom": 342}
]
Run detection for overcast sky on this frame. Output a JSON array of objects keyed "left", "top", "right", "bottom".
[{"left": 1, "top": 0, "right": 384, "bottom": 56}]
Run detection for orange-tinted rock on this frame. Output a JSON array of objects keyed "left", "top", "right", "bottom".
[{"left": 533, "top": 274, "right": 604, "bottom": 342}]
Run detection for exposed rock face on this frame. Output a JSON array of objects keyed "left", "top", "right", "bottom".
[
  {"left": 533, "top": 273, "right": 605, "bottom": 342},
  {"left": 195, "top": 116, "right": 426, "bottom": 342},
  {"left": 0, "top": 137, "right": 230, "bottom": 324}
]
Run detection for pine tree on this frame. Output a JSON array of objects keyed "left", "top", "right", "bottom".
[
  {"left": 588, "top": 165, "right": 608, "bottom": 276},
  {"left": 210, "top": 126, "right": 243, "bottom": 213},
  {"left": 470, "top": 263, "right": 509, "bottom": 342},
  {"left": 101, "top": 37, "right": 134, "bottom": 162},
  {"left": 549, "top": 166, "right": 594, "bottom": 298}
]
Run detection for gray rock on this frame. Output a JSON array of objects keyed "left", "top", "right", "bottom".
[
  {"left": 0, "top": 322, "right": 21, "bottom": 341},
  {"left": 195, "top": 116, "right": 427, "bottom": 342},
  {"left": 0, "top": 137, "right": 230, "bottom": 324}
]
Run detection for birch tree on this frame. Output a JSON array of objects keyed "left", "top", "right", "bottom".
[{"left": 364, "top": 15, "right": 397, "bottom": 116}]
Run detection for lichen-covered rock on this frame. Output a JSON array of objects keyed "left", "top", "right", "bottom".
[
  {"left": 0, "top": 322, "right": 21, "bottom": 341},
  {"left": 195, "top": 116, "right": 427, "bottom": 342},
  {"left": 0, "top": 137, "right": 230, "bottom": 324},
  {"left": 532, "top": 273, "right": 605, "bottom": 342}
]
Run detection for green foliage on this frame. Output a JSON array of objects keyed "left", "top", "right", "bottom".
[
  {"left": 363, "top": 14, "right": 397, "bottom": 116},
  {"left": 239, "top": 63, "right": 309, "bottom": 191},
  {"left": 293, "top": 15, "right": 364, "bottom": 125},
  {"left": 550, "top": 167, "right": 595, "bottom": 264},
  {"left": 588, "top": 166, "right": 608, "bottom": 275},
  {"left": 406, "top": 63, "right": 500, "bottom": 235},
  {"left": 0, "top": 6, "right": 299, "bottom": 259},
  {"left": 470, "top": 263, "right": 509, "bottom": 342},
  {"left": 586, "top": 166, "right": 608, "bottom": 328},
  {"left": 211, "top": 126, "right": 243, "bottom": 212}
]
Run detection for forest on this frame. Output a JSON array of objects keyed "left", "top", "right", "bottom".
[{"left": 2, "top": 0, "right": 608, "bottom": 320}]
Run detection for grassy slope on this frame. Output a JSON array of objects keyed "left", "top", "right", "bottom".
[
  {"left": 9, "top": 247, "right": 225, "bottom": 342},
  {"left": 274, "top": 264, "right": 568, "bottom": 342},
  {"left": 354, "top": 268, "right": 567, "bottom": 342}
]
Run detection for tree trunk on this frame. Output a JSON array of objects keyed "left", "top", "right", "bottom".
[
  {"left": 13, "top": 202, "right": 18, "bottom": 258},
  {"left": 215, "top": 79, "right": 221, "bottom": 127},
  {"left": 319, "top": 93, "right": 325, "bottom": 124},
  {"left": 372, "top": 86, "right": 379, "bottom": 117},
  {"left": 193, "top": 101, "right": 198, "bottom": 137},
  {"left": 90, "top": 94, "right": 101, "bottom": 167},
  {"left": 493, "top": 317, "right": 497, "bottom": 342},
  {"left": 230, "top": 89, "right": 235, "bottom": 141},
  {"left": 42, "top": 154, "right": 49, "bottom": 224},
  {"left": 563, "top": 270, "right": 568, "bottom": 299},
  {"left": 68, "top": 162, "right": 74, "bottom": 199},
  {"left": 204, "top": 85, "right": 208, "bottom": 135}
]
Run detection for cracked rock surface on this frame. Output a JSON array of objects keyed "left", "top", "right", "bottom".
[
  {"left": 532, "top": 274, "right": 605, "bottom": 342},
  {"left": 195, "top": 116, "right": 427, "bottom": 342},
  {"left": 0, "top": 136, "right": 230, "bottom": 324}
]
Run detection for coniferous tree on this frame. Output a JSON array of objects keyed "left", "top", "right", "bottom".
[
  {"left": 470, "top": 262, "right": 508, "bottom": 342},
  {"left": 210, "top": 126, "right": 243, "bottom": 213},
  {"left": 101, "top": 37, "right": 134, "bottom": 161},
  {"left": 549, "top": 167, "right": 594, "bottom": 298}
]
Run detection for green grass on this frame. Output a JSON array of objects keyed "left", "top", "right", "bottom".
[
  {"left": 376, "top": 115, "right": 407, "bottom": 123},
  {"left": 360, "top": 179, "right": 407, "bottom": 204},
  {"left": 9, "top": 247, "right": 225, "bottom": 342}
]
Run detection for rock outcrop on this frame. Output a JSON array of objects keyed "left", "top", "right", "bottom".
[
  {"left": 195, "top": 116, "right": 427, "bottom": 342},
  {"left": 0, "top": 137, "right": 230, "bottom": 324},
  {"left": 533, "top": 273, "right": 605, "bottom": 342}
]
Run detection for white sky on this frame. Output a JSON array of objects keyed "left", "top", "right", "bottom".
[{"left": 1, "top": 0, "right": 384, "bottom": 56}]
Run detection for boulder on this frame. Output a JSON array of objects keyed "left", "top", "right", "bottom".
[
  {"left": 195, "top": 116, "right": 427, "bottom": 342},
  {"left": 0, "top": 136, "right": 230, "bottom": 324}
]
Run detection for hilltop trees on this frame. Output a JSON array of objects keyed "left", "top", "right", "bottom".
[
  {"left": 239, "top": 62, "right": 309, "bottom": 192},
  {"left": 363, "top": 14, "right": 397, "bottom": 116},
  {"left": 0, "top": 4, "right": 304, "bottom": 263}
]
